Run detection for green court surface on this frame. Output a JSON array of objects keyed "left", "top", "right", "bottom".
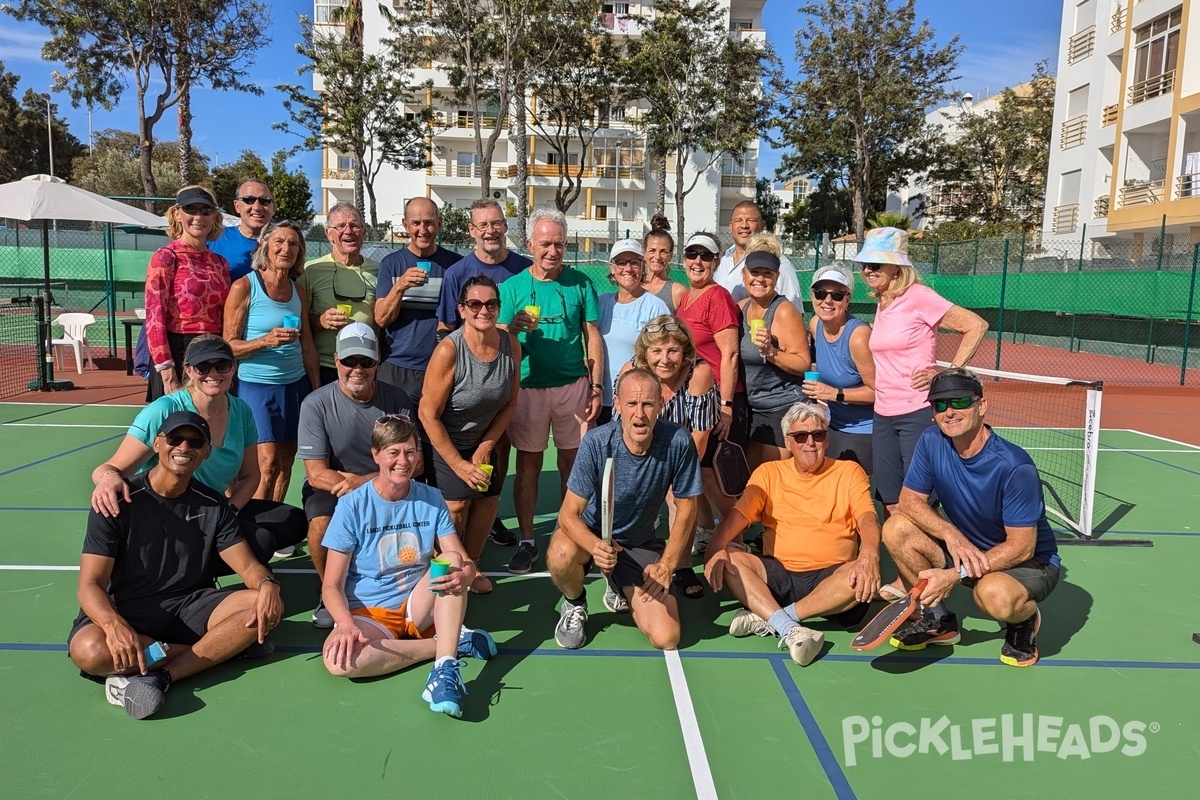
[{"left": 1, "top": 402, "right": 1198, "bottom": 798}]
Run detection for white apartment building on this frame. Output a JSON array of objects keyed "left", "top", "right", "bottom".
[
  {"left": 312, "top": 1, "right": 767, "bottom": 244},
  {"left": 1042, "top": 0, "right": 1200, "bottom": 254}
]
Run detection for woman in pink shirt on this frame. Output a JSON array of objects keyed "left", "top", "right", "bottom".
[{"left": 855, "top": 228, "right": 987, "bottom": 513}]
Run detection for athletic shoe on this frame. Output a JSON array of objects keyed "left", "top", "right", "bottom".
[
  {"left": 780, "top": 626, "right": 825, "bottom": 666},
  {"left": 691, "top": 526, "right": 713, "bottom": 557},
  {"left": 488, "top": 518, "right": 517, "bottom": 546},
  {"left": 1193, "top": 632, "right": 1200, "bottom": 646},
  {"left": 1000, "top": 609, "right": 1041, "bottom": 667},
  {"left": 422, "top": 660, "right": 467, "bottom": 718},
  {"left": 105, "top": 671, "right": 172, "bottom": 719},
  {"left": 603, "top": 585, "right": 629, "bottom": 614},
  {"left": 554, "top": 600, "right": 589, "bottom": 650},
  {"left": 236, "top": 635, "right": 275, "bottom": 660},
  {"left": 507, "top": 542, "right": 538, "bottom": 574},
  {"left": 312, "top": 597, "right": 334, "bottom": 629},
  {"left": 457, "top": 626, "right": 497, "bottom": 660},
  {"left": 728, "top": 608, "right": 773, "bottom": 638},
  {"left": 272, "top": 546, "right": 296, "bottom": 559},
  {"left": 889, "top": 609, "right": 961, "bottom": 650}
]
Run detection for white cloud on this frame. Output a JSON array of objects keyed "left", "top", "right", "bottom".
[
  {"left": 0, "top": 27, "right": 51, "bottom": 64},
  {"left": 952, "top": 35, "right": 1060, "bottom": 100}
]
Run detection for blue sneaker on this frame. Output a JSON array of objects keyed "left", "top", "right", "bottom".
[
  {"left": 422, "top": 660, "right": 467, "bottom": 718},
  {"left": 457, "top": 626, "right": 497, "bottom": 660}
]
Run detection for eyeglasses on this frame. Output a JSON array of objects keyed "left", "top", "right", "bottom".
[
  {"left": 161, "top": 432, "right": 207, "bottom": 449},
  {"left": 333, "top": 267, "right": 367, "bottom": 301},
  {"left": 932, "top": 396, "right": 978, "bottom": 413},
  {"left": 644, "top": 320, "right": 684, "bottom": 335},
  {"left": 683, "top": 250, "right": 716, "bottom": 262},
  {"left": 471, "top": 220, "right": 506, "bottom": 231},
  {"left": 189, "top": 359, "right": 234, "bottom": 374},
  {"left": 376, "top": 412, "right": 412, "bottom": 426},
  {"left": 330, "top": 222, "right": 365, "bottom": 233},
  {"left": 785, "top": 429, "right": 828, "bottom": 444},
  {"left": 181, "top": 205, "right": 216, "bottom": 217},
  {"left": 812, "top": 288, "right": 849, "bottom": 301},
  {"left": 530, "top": 285, "right": 568, "bottom": 325},
  {"left": 612, "top": 259, "right": 643, "bottom": 269},
  {"left": 339, "top": 356, "right": 377, "bottom": 370},
  {"left": 238, "top": 195, "right": 274, "bottom": 206},
  {"left": 462, "top": 299, "right": 500, "bottom": 313}
]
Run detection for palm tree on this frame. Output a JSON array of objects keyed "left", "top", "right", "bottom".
[{"left": 866, "top": 210, "right": 913, "bottom": 230}]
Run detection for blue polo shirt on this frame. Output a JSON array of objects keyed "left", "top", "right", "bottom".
[{"left": 376, "top": 245, "right": 461, "bottom": 370}]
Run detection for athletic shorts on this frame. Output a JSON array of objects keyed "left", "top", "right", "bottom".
[
  {"left": 701, "top": 393, "right": 749, "bottom": 468},
  {"left": 302, "top": 482, "right": 339, "bottom": 521},
  {"left": 68, "top": 587, "right": 233, "bottom": 648},
  {"left": 376, "top": 363, "right": 426, "bottom": 405},
  {"left": 587, "top": 537, "right": 667, "bottom": 593},
  {"left": 237, "top": 376, "right": 312, "bottom": 444},
  {"left": 872, "top": 407, "right": 934, "bottom": 505},
  {"left": 747, "top": 406, "right": 789, "bottom": 448},
  {"left": 827, "top": 429, "right": 873, "bottom": 476},
  {"left": 508, "top": 376, "right": 591, "bottom": 452},
  {"left": 431, "top": 439, "right": 510, "bottom": 501},
  {"left": 938, "top": 543, "right": 1061, "bottom": 604},
  {"left": 350, "top": 601, "right": 434, "bottom": 640},
  {"left": 760, "top": 557, "right": 869, "bottom": 627}
]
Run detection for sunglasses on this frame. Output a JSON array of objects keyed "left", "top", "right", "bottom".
[
  {"left": 530, "top": 285, "right": 568, "bottom": 325},
  {"left": 859, "top": 263, "right": 886, "bottom": 272},
  {"left": 181, "top": 205, "right": 216, "bottom": 217},
  {"left": 644, "top": 320, "right": 684, "bottom": 334},
  {"left": 376, "top": 412, "right": 412, "bottom": 426},
  {"left": 238, "top": 195, "right": 274, "bottom": 205},
  {"left": 333, "top": 268, "right": 367, "bottom": 301},
  {"left": 190, "top": 359, "right": 234, "bottom": 374},
  {"left": 812, "top": 288, "right": 849, "bottom": 301},
  {"left": 932, "top": 396, "right": 978, "bottom": 413},
  {"left": 612, "top": 259, "right": 643, "bottom": 269},
  {"left": 161, "top": 432, "right": 206, "bottom": 449},
  {"left": 684, "top": 250, "right": 716, "bottom": 262},
  {"left": 785, "top": 429, "right": 829, "bottom": 444},
  {"left": 339, "top": 356, "right": 377, "bottom": 369},
  {"left": 462, "top": 299, "right": 500, "bottom": 313}
]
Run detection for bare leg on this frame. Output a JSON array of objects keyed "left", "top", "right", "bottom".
[
  {"left": 626, "top": 585, "right": 681, "bottom": 650},
  {"left": 271, "top": 442, "right": 298, "bottom": 503},
  {"left": 973, "top": 573, "right": 1036, "bottom": 624},
  {"left": 164, "top": 590, "right": 264, "bottom": 682},
  {"left": 254, "top": 443, "right": 281, "bottom": 501},
  {"left": 513, "top": 449, "right": 543, "bottom": 544},
  {"left": 547, "top": 528, "right": 590, "bottom": 599},
  {"left": 556, "top": 447, "right": 577, "bottom": 501},
  {"left": 881, "top": 512, "right": 943, "bottom": 587}
]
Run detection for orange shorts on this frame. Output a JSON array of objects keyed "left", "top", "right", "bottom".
[{"left": 350, "top": 602, "right": 434, "bottom": 640}]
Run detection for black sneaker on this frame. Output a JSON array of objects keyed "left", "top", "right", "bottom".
[
  {"left": 1194, "top": 632, "right": 1200, "bottom": 646},
  {"left": 236, "top": 634, "right": 276, "bottom": 660},
  {"left": 507, "top": 542, "right": 538, "bottom": 574},
  {"left": 488, "top": 517, "right": 517, "bottom": 546},
  {"left": 889, "top": 608, "right": 960, "bottom": 650},
  {"left": 1000, "top": 609, "right": 1041, "bottom": 667},
  {"left": 105, "top": 670, "right": 172, "bottom": 719}
]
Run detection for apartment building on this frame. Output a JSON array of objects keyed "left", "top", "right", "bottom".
[
  {"left": 312, "top": 0, "right": 766, "bottom": 242},
  {"left": 1042, "top": 0, "right": 1200, "bottom": 254}
]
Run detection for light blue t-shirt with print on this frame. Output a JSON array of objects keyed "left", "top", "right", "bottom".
[
  {"left": 129, "top": 391, "right": 257, "bottom": 491},
  {"left": 598, "top": 291, "right": 670, "bottom": 407},
  {"left": 322, "top": 480, "right": 457, "bottom": 610}
]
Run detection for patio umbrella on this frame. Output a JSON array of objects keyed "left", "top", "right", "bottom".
[{"left": 0, "top": 174, "right": 164, "bottom": 390}]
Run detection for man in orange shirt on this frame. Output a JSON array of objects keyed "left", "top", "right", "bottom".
[{"left": 703, "top": 401, "right": 882, "bottom": 665}]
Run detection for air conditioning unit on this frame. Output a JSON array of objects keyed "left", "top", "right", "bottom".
[{"left": 492, "top": 190, "right": 503, "bottom": 199}]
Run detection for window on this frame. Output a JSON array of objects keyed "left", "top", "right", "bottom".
[
  {"left": 1132, "top": 10, "right": 1181, "bottom": 88},
  {"left": 730, "top": 19, "right": 753, "bottom": 30},
  {"left": 602, "top": 3, "right": 629, "bottom": 14},
  {"left": 337, "top": 155, "right": 356, "bottom": 170}
]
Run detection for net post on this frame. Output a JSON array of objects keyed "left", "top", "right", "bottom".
[
  {"left": 104, "top": 222, "right": 117, "bottom": 357},
  {"left": 1077, "top": 223, "right": 1086, "bottom": 271},
  {"left": 1079, "top": 384, "right": 1103, "bottom": 538},
  {"left": 994, "top": 238, "right": 1009, "bottom": 372},
  {"left": 1181, "top": 243, "right": 1199, "bottom": 385},
  {"left": 1155, "top": 214, "right": 1166, "bottom": 271}
]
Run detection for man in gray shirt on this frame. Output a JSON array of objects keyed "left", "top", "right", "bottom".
[{"left": 298, "top": 323, "right": 415, "bottom": 628}]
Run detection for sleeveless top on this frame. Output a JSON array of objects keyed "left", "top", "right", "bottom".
[
  {"left": 238, "top": 271, "right": 304, "bottom": 384},
  {"left": 814, "top": 316, "right": 873, "bottom": 434},
  {"left": 739, "top": 294, "right": 805, "bottom": 412},
  {"left": 443, "top": 327, "right": 517, "bottom": 448},
  {"left": 653, "top": 279, "right": 678, "bottom": 312}
]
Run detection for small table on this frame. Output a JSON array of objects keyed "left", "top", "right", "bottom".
[{"left": 120, "top": 317, "right": 144, "bottom": 376}]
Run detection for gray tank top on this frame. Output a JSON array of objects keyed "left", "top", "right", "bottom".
[
  {"left": 740, "top": 294, "right": 804, "bottom": 412},
  {"left": 654, "top": 279, "right": 677, "bottom": 312},
  {"left": 442, "top": 327, "right": 516, "bottom": 448}
]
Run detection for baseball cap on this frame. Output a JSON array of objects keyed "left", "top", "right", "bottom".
[
  {"left": 811, "top": 266, "right": 852, "bottom": 289},
  {"left": 175, "top": 186, "right": 217, "bottom": 209},
  {"left": 609, "top": 238, "right": 644, "bottom": 261},
  {"left": 159, "top": 410, "right": 211, "bottom": 444},
  {"left": 336, "top": 322, "right": 379, "bottom": 360},
  {"left": 184, "top": 336, "right": 234, "bottom": 365}
]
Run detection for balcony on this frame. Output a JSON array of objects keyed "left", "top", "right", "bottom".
[
  {"left": 322, "top": 167, "right": 355, "bottom": 181},
  {"left": 1110, "top": 5, "right": 1127, "bottom": 34},
  {"left": 497, "top": 164, "right": 645, "bottom": 181},
  {"left": 1176, "top": 172, "right": 1200, "bottom": 199},
  {"left": 1060, "top": 115, "right": 1087, "bottom": 149},
  {"left": 1118, "top": 179, "right": 1165, "bottom": 207},
  {"left": 1094, "top": 195, "right": 1110, "bottom": 218},
  {"left": 1128, "top": 70, "right": 1175, "bottom": 105},
  {"left": 1052, "top": 203, "right": 1079, "bottom": 233},
  {"left": 721, "top": 175, "right": 756, "bottom": 189},
  {"left": 1101, "top": 104, "right": 1119, "bottom": 126},
  {"left": 432, "top": 163, "right": 508, "bottom": 180},
  {"left": 1067, "top": 25, "right": 1096, "bottom": 64}
]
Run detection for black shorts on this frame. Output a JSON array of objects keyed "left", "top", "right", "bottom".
[
  {"left": 747, "top": 406, "right": 789, "bottom": 448},
  {"left": 872, "top": 407, "right": 934, "bottom": 505},
  {"left": 938, "top": 543, "right": 1061, "bottom": 604},
  {"left": 761, "top": 557, "right": 869, "bottom": 626},
  {"left": 302, "top": 482, "right": 338, "bottom": 521},
  {"left": 588, "top": 537, "right": 667, "bottom": 592},
  {"left": 376, "top": 362, "right": 426, "bottom": 405},
  {"left": 827, "top": 429, "right": 873, "bottom": 476},
  {"left": 701, "top": 394, "right": 749, "bottom": 468},
  {"left": 68, "top": 587, "right": 233, "bottom": 648},
  {"left": 431, "top": 439, "right": 510, "bottom": 501}
]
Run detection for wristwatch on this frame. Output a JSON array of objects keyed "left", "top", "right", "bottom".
[
  {"left": 836, "top": 389, "right": 845, "bottom": 402},
  {"left": 721, "top": 400, "right": 734, "bottom": 408}
]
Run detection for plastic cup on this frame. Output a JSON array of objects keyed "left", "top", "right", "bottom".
[
  {"left": 416, "top": 260, "right": 432, "bottom": 272},
  {"left": 475, "top": 463, "right": 494, "bottom": 492},
  {"left": 749, "top": 319, "right": 766, "bottom": 338},
  {"left": 524, "top": 305, "right": 541, "bottom": 330},
  {"left": 429, "top": 558, "right": 452, "bottom": 595},
  {"left": 804, "top": 370, "right": 820, "bottom": 383},
  {"left": 337, "top": 303, "right": 353, "bottom": 317},
  {"left": 281, "top": 314, "right": 300, "bottom": 330}
]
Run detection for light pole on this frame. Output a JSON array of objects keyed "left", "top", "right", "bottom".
[{"left": 44, "top": 93, "right": 55, "bottom": 178}]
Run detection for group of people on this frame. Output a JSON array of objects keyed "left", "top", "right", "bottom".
[{"left": 70, "top": 188, "right": 1063, "bottom": 723}]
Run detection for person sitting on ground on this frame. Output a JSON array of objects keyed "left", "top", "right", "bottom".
[
  {"left": 69, "top": 411, "right": 283, "bottom": 720},
  {"left": 881, "top": 369, "right": 1061, "bottom": 667},
  {"left": 320, "top": 416, "right": 496, "bottom": 719},
  {"left": 547, "top": 368, "right": 703, "bottom": 651},
  {"left": 703, "top": 401, "right": 881, "bottom": 666}
]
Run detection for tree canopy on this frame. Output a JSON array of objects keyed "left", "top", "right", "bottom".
[{"left": 0, "top": 61, "right": 87, "bottom": 183}]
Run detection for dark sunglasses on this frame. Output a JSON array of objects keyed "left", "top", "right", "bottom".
[
  {"left": 190, "top": 359, "right": 234, "bottom": 374},
  {"left": 859, "top": 263, "right": 885, "bottom": 272},
  {"left": 333, "top": 268, "right": 367, "bottom": 301},
  {"left": 785, "top": 429, "right": 829, "bottom": 444},
  {"left": 462, "top": 299, "right": 500, "bottom": 313},
  {"left": 644, "top": 320, "right": 684, "bottom": 334},
  {"left": 181, "top": 205, "right": 216, "bottom": 217},
  {"left": 238, "top": 195, "right": 274, "bottom": 205},
  {"left": 812, "top": 288, "right": 848, "bottom": 301},
  {"left": 932, "top": 396, "right": 978, "bottom": 413},
  {"left": 161, "top": 432, "right": 206, "bottom": 449},
  {"left": 340, "top": 356, "right": 377, "bottom": 370},
  {"left": 684, "top": 249, "right": 716, "bottom": 262}
]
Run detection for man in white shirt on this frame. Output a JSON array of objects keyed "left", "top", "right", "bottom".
[{"left": 713, "top": 200, "right": 806, "bottom": 312}]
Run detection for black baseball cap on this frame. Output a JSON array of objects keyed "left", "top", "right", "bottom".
[
  {"left": 159, "top": 411, "right": 211, "bottom": 444},
  {"left": 927, "top": 370, "right": 984, "bottom": 403},
  {"left": 184, "top": 337, "right": 234, "bottom": 365}
]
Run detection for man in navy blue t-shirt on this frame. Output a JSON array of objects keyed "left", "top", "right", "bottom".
[
  {"left": 547, "top": 368, "right": 703, "bottom": 651},
  {"left": 881, "top": 368, "right": 1061, "bottom": 667}
]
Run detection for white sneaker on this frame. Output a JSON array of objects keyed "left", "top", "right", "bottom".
[
  {"left": 729, "top": 608, "right": 773, "bottom": 637},
  {"left": 781, "top": 626, "right": 825, "bottom": 667},
  {"left": 691, "top": 526, "right": 713, "bottom": 557}
]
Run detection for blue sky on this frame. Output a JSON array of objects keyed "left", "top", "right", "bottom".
[{"left": 1, "top": 0, "right": 1063, "bottom": 189}]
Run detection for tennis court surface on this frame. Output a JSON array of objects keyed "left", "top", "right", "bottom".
[{"left": 2, "top": 399, "right": 1198, "bottom": 798}]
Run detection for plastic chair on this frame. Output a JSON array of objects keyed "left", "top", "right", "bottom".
[{"left": 51, "top": 313, "right": 97, "bottom": 374}]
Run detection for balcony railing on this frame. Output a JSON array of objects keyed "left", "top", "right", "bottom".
[
  {"left": 497, "top": 164, "right": 645, "bottom": 180},
  {"left": 1052, "top": 203, "right": 1079, "bottom": 233},
  {"left": 1176, "top": 172, "right": 1200, "bottom": 199},
  {"left": 1110, "top": 5, "right": 1127, "bottom": 34},
  {"left": 1060, "top": 114, "right": 1087, "bottom": 149},
  {"left": 322, "top": 168, "right": 355, "bottom": 180},
  {"left": 1118, "top": 180, "right": 1165, "bottom": 207},
  {"left": 1067, "top": 25, "right": 1096, "bottom": 64},
  {"left": 451, "top": 114, "right": 498, "bottom": 129},
  {"left": 435, "top": 163, "right": 507, "bottom": 179},
  {"left": 1128, "top": 70, "right": 1175, "bottom": 105},
  {"left": 721, "top": 175, "right": 757, "bottom": 189},
  {"left": 1101, "top": 104, "right": 1118, "bottom": 126},
  {"left": 1094, "top": 195, "right": 1110, "bottom": 218}
]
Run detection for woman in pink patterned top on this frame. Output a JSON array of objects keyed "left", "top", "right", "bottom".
[{"left": 144, "top": 186, "right": 231, "bottom": 400}]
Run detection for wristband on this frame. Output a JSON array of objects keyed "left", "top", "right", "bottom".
[{"left": 155, "top": 361, "right": 175, "bottom": 373}]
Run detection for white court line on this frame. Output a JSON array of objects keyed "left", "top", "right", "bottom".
[
  {"left": 0, "top": 401, "right": 145, "bottom": 408},
  {"left": 2, "top": 423, "right": 128, "bottom": 429},
  {"left": 1117, "top": 429, "right": 1200, "bottom": 450},
  {"left": 1021, "top": 447, "right": 1200, "bottom": 453},
  {"left": 664, "top": 649, "right": 719, "bottom": 800}
]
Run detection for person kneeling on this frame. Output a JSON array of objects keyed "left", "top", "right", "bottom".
[
  {"left": 703, "top": 401, "right": 881, "bottom": 666},
  {"left": 320, "top": 416, "right": 496, "bottom": 718}
]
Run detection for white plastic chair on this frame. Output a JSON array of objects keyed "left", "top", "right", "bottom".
[{"left": 51, "top": 313, "right": 97, "bottom": 374}]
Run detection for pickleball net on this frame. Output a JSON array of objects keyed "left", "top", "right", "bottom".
[{"left": 0, "top": 294, "right": 38, "bottom": 399}]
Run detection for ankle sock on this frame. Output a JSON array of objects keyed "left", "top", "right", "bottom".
[
  {"left": 768, "top": 609, "right": 799, "bottom": 638},
  {"left": 564, "top": 591, "right": 586, "bottom": 607},
  {"left": 434, "top": 655, "right": 454, "bottom": 669}
]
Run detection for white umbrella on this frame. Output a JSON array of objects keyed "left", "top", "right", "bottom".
[{"left": 0, "top": 174, "right": 166, "bottom": 390}]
